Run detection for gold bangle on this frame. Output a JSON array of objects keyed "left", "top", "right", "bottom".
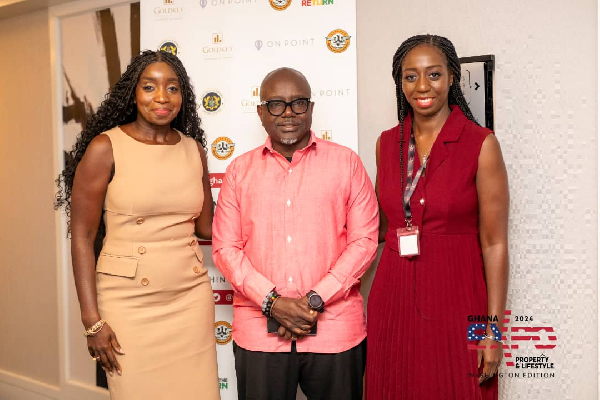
[
  {"left": 84, "top": 319, "right": 106, "bottom": 337},
  {"left": 269, "top": 297, "right": 280, "bottom": 318}
]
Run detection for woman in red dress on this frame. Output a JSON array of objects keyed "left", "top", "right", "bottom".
[{"left": 365, "top": 34, "right": 509, "bottom": 399}]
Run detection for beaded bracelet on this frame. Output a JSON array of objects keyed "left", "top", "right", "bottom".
[
  {"left": 84, "top": 319, "right": 106, "bottom": 337},
  {"left": 261, "top": 290, "right": 279, "bottom": 318}
]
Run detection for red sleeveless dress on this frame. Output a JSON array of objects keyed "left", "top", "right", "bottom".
[{"left": 365, "top": 106, "right": 498, "bottom": 399}]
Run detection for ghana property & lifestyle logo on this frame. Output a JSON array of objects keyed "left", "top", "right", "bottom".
[{"left": 466, "top": 310, "right": 558, "bottom": 380}]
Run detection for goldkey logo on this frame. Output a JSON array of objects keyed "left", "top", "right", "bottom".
[
  {"left": 321, "top": 130, "right": 332, "bottom": 141},
  {"left": 154, "top": 0, "right": 184, "bottom": 21},
  {"left": 241, "top": 86, "right": 261, "bottom": 113},
  {"left": 202, "top": 32, "right": 233, "bottom": 60}
]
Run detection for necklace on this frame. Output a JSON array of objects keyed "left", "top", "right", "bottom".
[
  {"left": 420, "top": 141, "right": 435, "bottom": 178},
  {"left": 414, "top": 131, "right": 437, "bottom": 165},
  {"left": 421, "top": 145, "right": 433, "bottom": 165}
]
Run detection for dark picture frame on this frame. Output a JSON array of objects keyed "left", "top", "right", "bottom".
[{"left": 459, "top": 55, "right": 495, "bottom": 131}]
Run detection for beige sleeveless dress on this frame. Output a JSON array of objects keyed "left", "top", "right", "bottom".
[{"left": 96, "top": 127, "right": 219, "bottom": 400}]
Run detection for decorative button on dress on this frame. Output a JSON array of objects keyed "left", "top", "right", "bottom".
[
  {"left": 366, "top": 107, "right": 498, "bottom": 399},
  {"left": 96, "top": 127, "right": 219, "bottom": 400}
]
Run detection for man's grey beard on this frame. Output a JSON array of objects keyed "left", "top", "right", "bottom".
[{"left": 280, "top": 137, "right": 298, "bottom": 145}]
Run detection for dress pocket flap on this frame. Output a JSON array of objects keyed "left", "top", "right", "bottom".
[{"left": 96, "top": 254, "right": 138, "bottom": 278}]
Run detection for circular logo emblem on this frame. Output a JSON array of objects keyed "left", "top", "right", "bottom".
[
  {"left": 214, "top": 321, "right": 233, "bottom": 345},
  {"left": 202, "top": 91, "right": 223, "bottom": 113},
  {"left": 159, "top": 40, "right": 179, "bottom": 56},
  {"left": 211, "top": 136, "right": 235, "bottom": 160},
  {"left": 325, "top": 29, "right": 351, "bottom": 53},
  {"left": 269, "top": 0, "right": 291, "bottom": 11}
]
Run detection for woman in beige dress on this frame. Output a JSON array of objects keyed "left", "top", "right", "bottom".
[{"left": 55, "top": 50, "right": 220, "bottom": 399}]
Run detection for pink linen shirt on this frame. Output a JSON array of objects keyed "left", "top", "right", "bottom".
[{"left": 212, "top": 132, "right": 379, "bottom": 353}]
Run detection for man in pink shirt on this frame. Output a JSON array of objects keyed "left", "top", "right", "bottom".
[{"left": 212, "top": 67, "right": 378, "bottom": 400}]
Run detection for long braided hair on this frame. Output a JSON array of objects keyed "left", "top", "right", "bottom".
[
  {"left": 391, "top": 34, "right": 478, "bottom": 193},
  {"left": 55, "top": 50, "right": 206, "bottom": 238}
]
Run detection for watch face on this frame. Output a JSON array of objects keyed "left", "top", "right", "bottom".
[{"left": 309, "top": 294, "right": 323, "bottom": 308}]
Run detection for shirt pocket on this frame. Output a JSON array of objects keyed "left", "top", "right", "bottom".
[{"left": 96, "top": 253, "right": 139, "bottom": 278}]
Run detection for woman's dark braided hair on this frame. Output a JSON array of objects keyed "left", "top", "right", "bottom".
[
  {"left": 391, "top": 34, "right": 478, "bottom": 195},
  {"left": 55, "top": 50, "right": 206, "bottom": 239}
]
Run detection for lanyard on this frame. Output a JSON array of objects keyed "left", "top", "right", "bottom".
[{"left": 402, "top": 132, "right": 428, "bottom": 227}]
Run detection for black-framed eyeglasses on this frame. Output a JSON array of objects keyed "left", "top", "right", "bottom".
[{"left": 260, "top": 98, "right": 312, "bottom": 116}]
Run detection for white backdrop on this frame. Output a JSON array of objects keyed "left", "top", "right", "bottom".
[{"left": 141, "top": 1, "right": 357, "bottom": 398}]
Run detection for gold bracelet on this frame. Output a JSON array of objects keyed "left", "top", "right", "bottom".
[
  {"left": 269, "top": 297, "right": 280, "bottom": 318},
  {"left": 84, "top": 319, "right": 106, "bottom": 337}
]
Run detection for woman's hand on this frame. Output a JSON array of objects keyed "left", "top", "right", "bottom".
[
  {"left": 477, "top": 338, "right": 502, "bottom": 385},
  {"left": 87, "top": 323, "right": 125, "bottom": 376}
]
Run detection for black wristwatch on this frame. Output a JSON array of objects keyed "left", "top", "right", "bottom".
[{"left": 306, "top": 290, "right": 324, "bottom": 313}]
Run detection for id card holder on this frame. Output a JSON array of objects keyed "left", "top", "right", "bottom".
[
  {"left": 267, "top": 317, "right": 280, "bottom": 333},
  {"left": 397, "top": 226, "right": 420, "bottom": 257}
]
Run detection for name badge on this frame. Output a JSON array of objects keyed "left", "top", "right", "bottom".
[{"left": 397, "top": 226, "right": 420, "bottom": 257}]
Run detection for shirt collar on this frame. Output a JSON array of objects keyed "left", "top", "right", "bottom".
[{"left": 263, "top": 130, "right": 317, "bottom": 153}]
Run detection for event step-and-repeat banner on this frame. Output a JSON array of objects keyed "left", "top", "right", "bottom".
[{"left": 141, "top": 1, "right": 357, "bottom": 398}]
